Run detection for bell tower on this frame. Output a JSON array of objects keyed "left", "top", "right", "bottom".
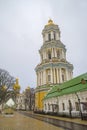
[{"left": 35, "top": 19, "right": 73, "bottom": 111}]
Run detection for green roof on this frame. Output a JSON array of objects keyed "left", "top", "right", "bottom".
[{"left": 44, "top": 72, "right": 87, "bottom": 100}]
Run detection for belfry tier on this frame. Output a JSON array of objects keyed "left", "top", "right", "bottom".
[{"left": 35, "top": 19, "right": 73, "bottom": 87}]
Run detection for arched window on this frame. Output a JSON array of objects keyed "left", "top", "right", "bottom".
[
  {"left": 54, "top": 32, "right": 56, "bottom": 40},
  {"left": 48, "top": 33, "right": 51, "bottom": 41},
  {"left": 61, "top": 68, "right": 66, "bottom": 82},
  {"left": 48, "top": 51, "right": 51, "bottom": 59}
]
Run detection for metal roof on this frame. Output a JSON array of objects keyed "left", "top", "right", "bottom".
[{"left": 44, "top": 72, "right": 87, "bottom": 100}]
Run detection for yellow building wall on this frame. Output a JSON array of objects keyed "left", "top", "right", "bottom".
[{"left": 35, "top": 91, "right": 47, "bottom": 110}]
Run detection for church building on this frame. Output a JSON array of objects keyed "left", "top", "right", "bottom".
[{"left": 35, "top": 19, "right": 73, "bottom": 111}]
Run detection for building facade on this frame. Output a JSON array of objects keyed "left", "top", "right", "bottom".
[
  {"left": 43, "top": 73, "right": 87, "bottom": 118},
  {"left": 16, "top": 93, "right": 25, "bottom": 110},
  {"left": 16, "top": 87, "right": 35, "bottom": 111},
  {"left": 35, "top": 19, "right": 73, "bottom": 111}
]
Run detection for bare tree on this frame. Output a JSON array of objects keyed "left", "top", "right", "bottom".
[
  {"left": 25, "top": 87, "right": 35, "bottom": 111},
  {"left": 0, "top": 69, "right": 16, "bottom": 104}
]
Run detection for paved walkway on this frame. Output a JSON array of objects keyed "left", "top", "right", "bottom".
[
  {"left": 35, "top": 113, "right": 87, "bottom": 125},
  {"left": 25, "top": 111, "right": 87, "bottom": 125},
  {"left": 0, "top": 112, "right": 64, "bottom": 130}
]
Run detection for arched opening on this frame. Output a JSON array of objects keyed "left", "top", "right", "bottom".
[
  {"left": 54, "top": 31, "right": 56, "bottom": 40},
  {"left": 48, "top": 51, "right": 51, "bottom": 59},
  {"left": 48, "top": 33, "right": 51, "bottom": 41}
]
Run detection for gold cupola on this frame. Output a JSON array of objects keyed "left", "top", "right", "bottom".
[
  {"left": 46, "top": 19, "right": 55, "bottom": 26},
  {"left": 13, "top": 78, "right": 20, "bottom": 92}
]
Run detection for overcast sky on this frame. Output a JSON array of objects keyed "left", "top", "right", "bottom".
[{"left": 0, "top": 0, "right": 87, "bottom": 92}]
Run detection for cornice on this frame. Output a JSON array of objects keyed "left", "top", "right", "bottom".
[
  {"left": 35, "top": 61, "right": 73, "bottom": 72},
  {"left": 39, "top": 40, "right": 66, "bottom": 52}
]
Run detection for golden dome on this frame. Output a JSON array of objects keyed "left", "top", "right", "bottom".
[
  {"left": 46, "top": 19, "right": 55, "bottom": 26},
  {"left": 13, "top": 78, "right": 20, "bottom": 91}
]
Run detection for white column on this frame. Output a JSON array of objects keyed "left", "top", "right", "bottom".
[
  {"left": 43, "top": 70, "right": 45, "bottom": 85},
  {"left": 43, "top": 70, "right": 46, "bottom": 85},
  {"left": 52, "top": 48, "right": 54, "bottom": 58},
  {"left": 57, "top": 68, "right": 59, "bottom": 83},
  {"left": 41, "top": 71, "right": 42, "bottom": 86},
  {"left": 55, "top": 48, "right": 57, "bottom": 57},
  {"left": 51, "top": 31, "right": 54, "bottom": 39},
  {"left": 50, "top": 68, "right": 53, "bottom": 84},
  {"left": 56, "top": 33, "right": 59, "bottom": 40},
  {"left": 54, "top": 68, "right": 56, "bottom": 84},
  {"left": 37, "top": 73, "right": 38, "bottom": 87},
  {"left": 38, "top": 72, "right": 40, "bottom": 86},
  {"left": 39, "top": 72, "right": 41, "bottom": 85},
  {"left": 59, "top": 68, "right": 62, "bottom": 83}
]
